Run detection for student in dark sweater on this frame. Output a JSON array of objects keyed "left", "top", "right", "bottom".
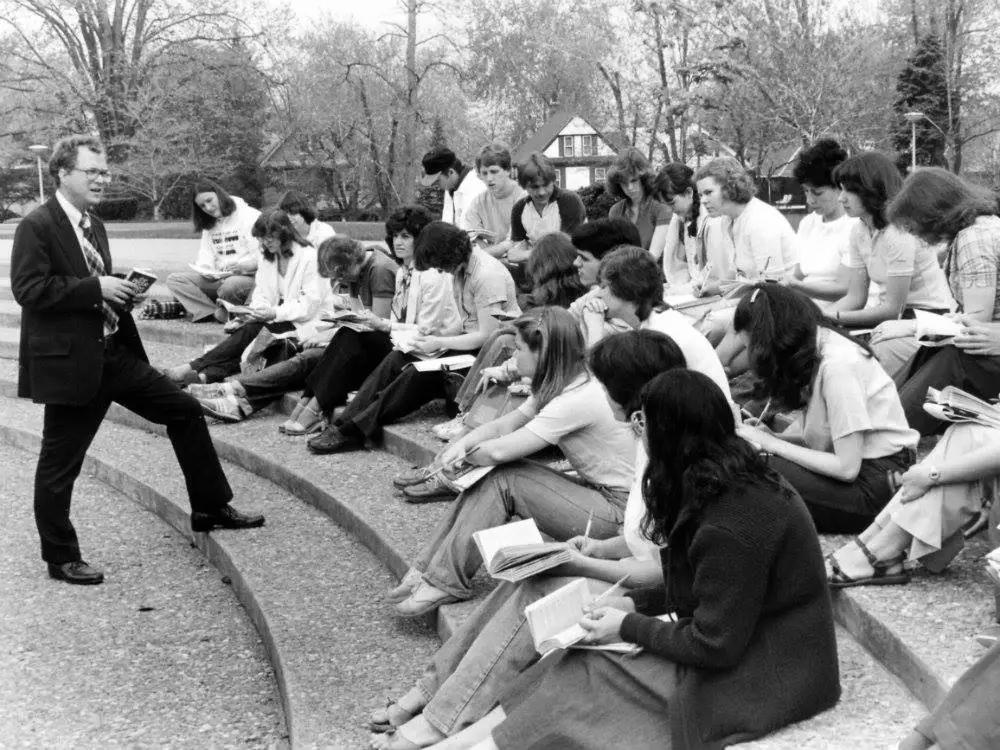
[{"left": 443, "top": 369, "right": 840, "bottom": 750}]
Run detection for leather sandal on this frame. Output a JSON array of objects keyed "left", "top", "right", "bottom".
[
  {"left": 283, "top": 405, "right": 324, "bottom": 436},
  {"left": 827, "top": 536, "right": 909, "bottom": 589}
]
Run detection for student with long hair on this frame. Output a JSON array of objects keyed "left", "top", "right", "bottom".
[
  {"left": 783, "top": 139, "right": 856, "bottom": 308},
  {"left": 166, "top": 180, "right": 260, "bottom": 322},
  {"left": 371, "top": 330, "right": 686, "bottom": 749},
  {"left": 886, "top": 168, "right": 1000, "bottom": 434},
  {"left": 391, "top": 307, "right": 635, "bottom": 617},
  {"left": 523, "top": 232, "right": 588, "bottom": 308},
  {"left": 435, "top": 370, "right": 839, "bottom": 750},
  {"left": 826, "top": 152, "right": 954, "bottom": 377},
  {"left": 606, "top": 148, "right": 671, "bottom": 261},
  {"left": 734, "top": 283, "right": 919, "bottom": 533},
  {"left": 278, "top": 189, "right": 336, "bottom": 247},
  {"left": 163, "top": 209, "right": 322, "bottom": 388}
]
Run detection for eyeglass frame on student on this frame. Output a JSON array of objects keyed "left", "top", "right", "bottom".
[{"left": 69, "top": 167, "right": 112, "bottom": 181}]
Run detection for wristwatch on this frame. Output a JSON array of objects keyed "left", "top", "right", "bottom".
[{"left": 927, "top": 466, "right": 941, "bottom": 485}]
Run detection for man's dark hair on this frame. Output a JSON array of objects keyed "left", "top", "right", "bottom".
[
  {"left": 385, "top": 205, "right": 434, "bottom": 257},
  {"left": 590, "top": 330, "right": 686, "bottom": 415},
  {"left": 599, "top": 246, "right": 663, "bottom": 320},
  {"left": 414, "top": 221, "right": 473, "bottom": 272},
  {"left": 571, "top": 218, "right": 641, "bottom": 259},
  {"left": 832, "top": 152, "right": 902, "bottom": 230},
  {"left": 278, "top": 190, "right": 317, "bottom": 224},
  {"left": 48, "top": 135, "right": 104, "bottom": 186},
  {"left": 516, "top": 152, "right": 557, "bottom": 188},
  {"left": 476, "top": 142, "right": 513, "bottom": 172}
]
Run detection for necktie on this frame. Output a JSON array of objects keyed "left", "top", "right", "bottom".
[
  {"left": 79, "top": 214, "right": 118, "bottom": 335},
  {"left": 392, "top": 267, "right": 412, "bottom": 323}
]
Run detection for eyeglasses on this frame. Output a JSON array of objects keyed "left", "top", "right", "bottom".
[{"left": 71, "top": 168, "right": 111, "bottom": 181}]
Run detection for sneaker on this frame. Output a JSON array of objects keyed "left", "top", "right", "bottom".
[
  {"left": 392, "top": 465, "right": 436, "bottom": 489},
  {"left": 198, "top": 393, "right": 250, "bottom": 423},
  {"left": 431, "top": 415, "right": 468, "bottom": 442},
  {"left": 394, "top": 581, "right": 461, "bottom": 617},
  {"left": 402, "top": 474, "right": 458, "bottom": 503},
  {"left": 186, "top": 381, "right": 234, "bottom": 399}
]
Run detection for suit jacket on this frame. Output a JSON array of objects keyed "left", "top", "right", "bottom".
[{"left": 10, "top": 196, "right": 147, "bottom": 405}]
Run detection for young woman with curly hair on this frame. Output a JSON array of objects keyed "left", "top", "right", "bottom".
[
  {"left": 734, "top": 283, "right": 919, "bottom": 533},
  {"left": 606, "top": 148, "right": 672, "bottom": 261}
]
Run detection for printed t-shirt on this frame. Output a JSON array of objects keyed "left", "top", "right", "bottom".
[
  {"left": 845, "top": 222, "right": 953, "bottom": 311},
  {"left": 453, "top": 247, "right": 520, "bottom": 332},
  {"left": 799, "top": 328, "right": 918, "bottom": 458},
  {"left": 194, "top": 196, "right": 260, "bottom": 271},
  {"left": 518, "top": 375, "right": 634, "bottom": 492}
]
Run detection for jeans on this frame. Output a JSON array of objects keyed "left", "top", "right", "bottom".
[
  {"left": 238, "top": 347, "right": 324, "bottom": 411},
  {"left": 769, "top": 448, "right": 915, "bottom": 533},
  {"left": 413, "top": 460, "right": 627, "bottom": 598},
  {"left": 304, "top": 328, "right": 394, "bottom": 412},
  {"left": 416, "top": 576, "right": 612, "bottom": 735},
  {"left": 189, "top": 322, "right": 264, "bottom": 383},
  {"left": 165, "top": 269, "right": 254, "bottom": 322}
]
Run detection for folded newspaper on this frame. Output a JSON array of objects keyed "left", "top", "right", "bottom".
[{"left": 923, "top": 386, "right": 1000, "bottom": 429}]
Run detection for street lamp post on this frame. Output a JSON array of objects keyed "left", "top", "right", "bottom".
[
  {"left": 903, "top": 111, "right": 923, "bottom": 172},
  {"left": 28, "top": 144, "right": 48, "bottom": 204}
]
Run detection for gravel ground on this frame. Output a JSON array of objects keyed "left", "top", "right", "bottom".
[{"left": 0, "top": 442, "right": 286, "bottom": 749}]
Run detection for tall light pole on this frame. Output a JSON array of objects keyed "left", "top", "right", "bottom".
[
  {"left": 28, "top": 144, "right": 48, "bottom": 204},
  {"left": 903, "top": 111, "right": 923, "bottom": 172}
]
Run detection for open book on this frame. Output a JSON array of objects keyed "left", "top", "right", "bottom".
[
  {"left": 189, "top": 262, "right": 233, "bottom": 280},
  {"left": 390, "top": 329, "right": 445, "bottom": 360},
  {"left": 320, "top": 309, "right": 374, "bottom": 333},
  {"left": 914, "top": 310, "right": 963, "bottom": 346},
  {"left": 125, "top": 267, "right": 158, "bottom": 294},
  {"left": 924, "top": 386, "right": 1000, "bottom": 429},
  {"left": 524, "top": 578, "right": 677, "bottom": 656},
  {"left": 412, "top": 354, "right": 477, "bottom": 372},
  {"left": 472, "top": 518, "right": 572, "bottom": 583}
]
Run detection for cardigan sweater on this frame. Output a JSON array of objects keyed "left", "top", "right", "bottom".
[
  {"left": 621, "top": 471, "right": 840, "bottom": 749},
  {"left": 248, "top": 242, "right": 323, "bottom": 334}
]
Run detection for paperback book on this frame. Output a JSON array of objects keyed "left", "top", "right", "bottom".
[{"left": 472, "top": 518, "right": 572, "bottom": 583}]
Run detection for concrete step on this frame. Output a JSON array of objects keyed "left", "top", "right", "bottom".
[{"left": 0, "top": 395, "right": 438, "bottom": 748}]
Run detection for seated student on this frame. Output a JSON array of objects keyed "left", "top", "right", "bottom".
[
  {"left": 734, "top": 284, "right": 919, "bottom": 533},
  {"left": 826, "top": 422, "right": 1000, "bottom": 587},
  {"left": 882, "top": 168, "right": 1000, "bottom": 434},
  {"left": 166, "top": 180, "right": 260, "bottom": 322},
  {"left": 653, "top": 162, "right": 735, "bottom": 288},
  {"left": 521, "top": 232, "right": 588, "bottom": 308},
  {"left": 422, "top": 218, "right": 641, "bottom": 448},
  {"left": 507, "top": 152, "right": 586, "bottom": 264},
  {"left": 438, "top": 370, "right": 840, "bottom": 750},
  {"left": 188, "top": 207, "right": 455, "bottom": 428},
  {"left": 693, "top": 156, "right": 798, "bottom": 359},
  {"left": 605, "top": 148, "right": 671, "bottom": 261},
  {"left": 826, "top": 152, "right": 954, "bottom": 378},
  {"left": 306, "top": 222, "right": 519, "bottom": 454},
  {"left": 576, "top": 246, "right": 732, "bottom": 403},
  {"left": 391, "top": 307, "right": 634, "bottom": 617},
  {"left": 164, "top": 210, "right": 322, "bottom": 386},
  {"left": 420, "top": 147, "right": 487, "bottom": 229},
  {"left": 782, "top": 139, "right": 856, "bottom": 309},
  {"left": 464, "top": 142, "right": 526, "bottom": 258},
  {"left": 278, "top": 189, "right": 336, "bottom": 246},
  {"left": 370, "top": 330, "right": 686, "bottom": 749}
]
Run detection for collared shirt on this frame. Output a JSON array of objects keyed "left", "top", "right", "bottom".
[
  {"left": 442, "top": 168, "right": 487, "bottom": 230},
  {"left": 508, "top": 185, "right": 587, "bottom": 263},
  {"left": 452, "top": 247, "right": 520, "bottom": 332},
  {"left": 608, "top": 196, "right": 672, "bottom": 252},
  {"left": 55, "top": 189, "right": 96, "bottom": 269},
  {"left": 943, "top": 215, "right": 1000, "bottom": 320}
]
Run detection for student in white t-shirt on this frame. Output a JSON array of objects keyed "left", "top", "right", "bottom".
[
  {"left": 391, "top": 308, "right": 634, "bottom": 618},
  {"left": 370, "top": 330, "right": 685, "bottom": 749},
  {"left": 734, "top": 283, "right": 918, "bottom": 533},
  {"left": 826, "top": 151, "right": 954, "bottom": 378},
  {"left": 464, "top": 142, "right": 527, "bottom": 259},
  {"left": 782, "top": 140, "right": 856, "bottom": 310}
]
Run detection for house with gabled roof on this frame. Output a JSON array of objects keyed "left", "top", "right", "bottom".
[{"left": 514, "top": 110, "right": 627, "bottom": 190}]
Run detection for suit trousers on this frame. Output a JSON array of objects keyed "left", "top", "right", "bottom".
[{"left": 34, "top": 339, "right": 233, "bottom": 563}]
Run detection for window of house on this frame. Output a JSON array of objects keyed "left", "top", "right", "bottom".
[
  {"left": 593, "top": 167, "right": 606, "bottom": 182},
  {"left": 562, "top": 135, "right": 575, "bottom": 157},
  {"left": 581, "top": 135, "right": 594, "bottom": 156},
  {"left": 555, "top": 169, "right": 562, "bottom": 187}
]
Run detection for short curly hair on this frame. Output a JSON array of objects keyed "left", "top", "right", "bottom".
[
  {"left": 516, "top": 152, "right": 557, "bottom": 188},
  {"left": 694, "top": 156, "right": 755, "bottom": 204},
  {"left": 792, "top": 139, "right": 848, "bottom": 189},
  {"left": 48, "top": 134, "right": 104, "bottom": 186},
  {"left": 384, "top": 204, "right": 433, "bottom": 258}
]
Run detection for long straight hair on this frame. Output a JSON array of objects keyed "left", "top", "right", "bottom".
[
  {"left": 888, "top": 167, "right": 998, "bottom": 244},
  {"left": 527, "top": 232, "right": 588, "bottom": 307},
  {"left": 251, "top": 210, "right": 310, "bottom": 262},
  {"left": 832, "top": 152, "right": 901, "bottom": 230},
  {"left": 191, "top": 179, "right": 237, "bottom": 232},
  {"left": 513, "top": 307, "right": 587, "bottom": 410},
  {"left": 639, "top": 369, "right": 775, "bottom": 545}
]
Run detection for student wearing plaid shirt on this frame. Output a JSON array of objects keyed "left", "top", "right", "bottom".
[{"left": 885, "top": 168, "right": 1000, "bottom": 435}]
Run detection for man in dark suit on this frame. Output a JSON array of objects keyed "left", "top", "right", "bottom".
[{"left": 10, "top": 135, "right": 264, "bottom": 586}]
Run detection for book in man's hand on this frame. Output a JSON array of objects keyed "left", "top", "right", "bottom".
[
  {"left": 914, "top": 310, "right": 964, "bottom": 347},
  {"left": 924, "top": 386, "right": 1000, "bottom": 429},
  {"left": 125, "top": 267, "right": 158, "bottom": 294},
  {"left": 472, "top": 518, "right": 572, "bottom": 583},
  {"left": 524, "top": 578, "right": 677, "bottom": 656}
]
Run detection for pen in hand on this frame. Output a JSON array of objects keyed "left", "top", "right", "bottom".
[
  {"left": 590, "top": 574, "right": 630, "bottom": 608},
  {"left": 582, "top": 510, "right": 593, "bottom": 541}
]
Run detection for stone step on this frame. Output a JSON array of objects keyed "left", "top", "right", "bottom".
[{"left": 0, "top": 395, "right": 438, "bottom": 748}]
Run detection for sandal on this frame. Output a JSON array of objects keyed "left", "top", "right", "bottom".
[
  {"left": 283, "top": 405, "right": 325, "bottom": 436},
  {"left": 827, "top": 536, "right": 910, "bottom": 589},
  {"left": 279, "top": 399, "right": 310, "bottom": 434},
  {"left": 368, "top": 697, "right": 419, "bottom": 733}
]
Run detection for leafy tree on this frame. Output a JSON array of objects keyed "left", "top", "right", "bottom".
[{"left": 893, "top": 34, "right": 949, "bottom": 169}]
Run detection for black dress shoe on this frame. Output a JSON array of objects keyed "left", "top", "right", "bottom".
[
  {"left": 307, "top": 425, "right": 363, "bottom": 454},
  {"left": 402, "top": 475, "right": 458, "bottom": 503},
  {"left": 48, "top": 560, "right": 104, "bottom": 585},
  {"left": 191, "top": 504, "right": 266, "bottom": 532}
]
